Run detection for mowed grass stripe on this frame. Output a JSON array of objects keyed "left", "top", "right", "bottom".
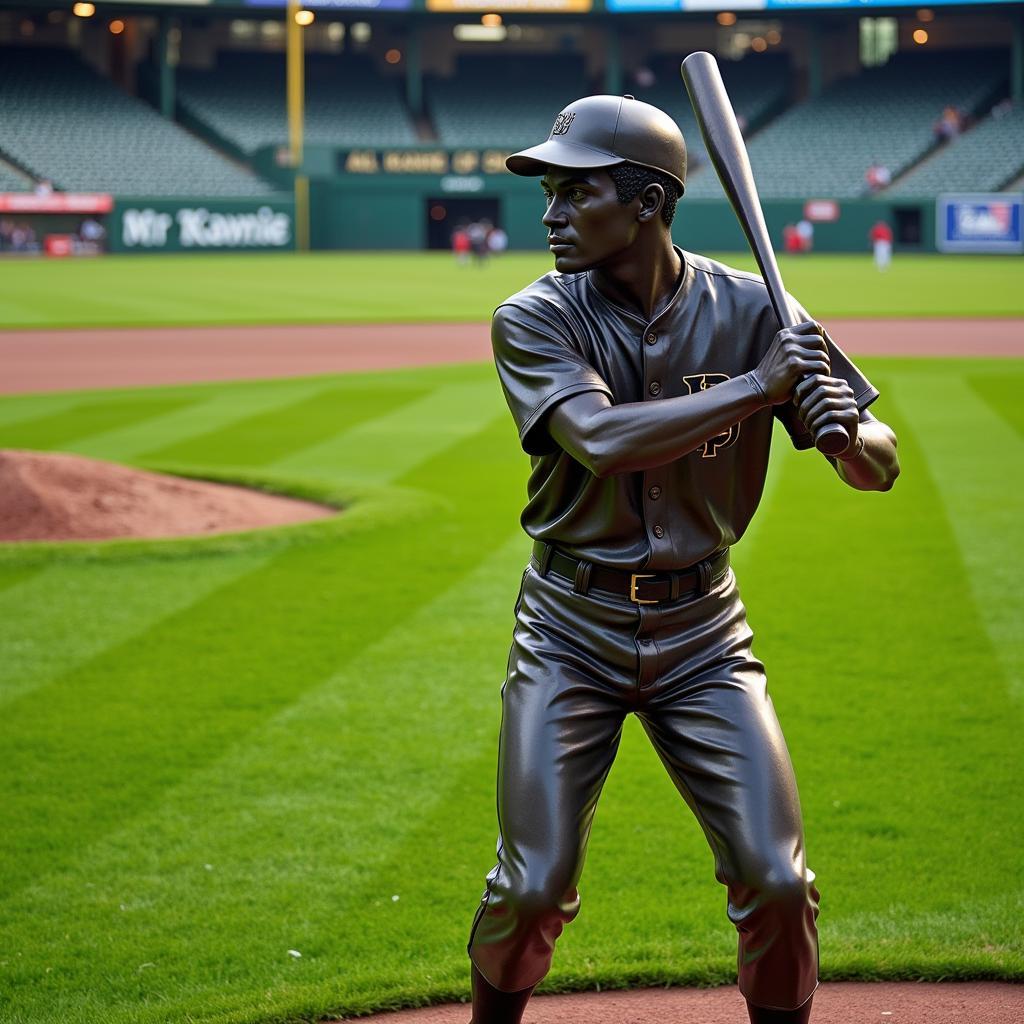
[
  {"left": 0, "top": 521, "right": 460, "bottom": 901},
  {"left": 0, "top": 411, "right": 523, "bottom": 903},
  {"left": 969, "top": 373, "right": 1024, "bottom": 439},
  {"left": 0, "top": 370, "right": 500, "bottom": 726},
  {"left": 0, "top": 395, "right": 197, "bottom": 451},
  {"left": 892, "top": 366, "right": 1024, "bottom": 701},
  {"left": 0, "top": 564, "right": 44, "bottom": 594},
  {"left": 140, "top": 383, "right": 433, "bottom": 468},
  {"left": 0, "top": 554, "right": 270, "bottom": 706},
  {"left": 67, "top": 379, "right": 336, "bottom": 462},
  {"left": 0, "top": 392, "right": 106, "bottom": 427},
  {"left": 273, "top": 378, "right": 504, "bottom": 483},
  {"left": 0, "top": 532, "right": 529, "bottom": 1024},
  {"left": 729, "top": 428, "right": 795, "bottom": 578},
  {"left": 1, "top": 252, "right": 1022, "bottom": 327}
]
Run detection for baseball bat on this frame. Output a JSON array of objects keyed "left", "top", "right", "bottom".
[{"left": 680, "top": 51, "right": 850, "bottom": 457}]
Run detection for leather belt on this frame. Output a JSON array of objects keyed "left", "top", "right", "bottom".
[{"left": 532, "top": 542, "right": 730, "bottom": 605}]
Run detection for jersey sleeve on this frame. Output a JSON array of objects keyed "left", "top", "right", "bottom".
[
  {"left": 773, "top": 299, "right": 880, "bottom": 451},
  {"left": 492, "top": 301, "right": 613, "bottom": 456}
]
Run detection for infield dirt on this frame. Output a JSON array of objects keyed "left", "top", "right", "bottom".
[
  {"left": 1, "top": 318, "right": 1021, "bottom": 395},
  {"left": 335, "top": 981, "right": 1021, "bottom": 1024},
  {"left": 0, "top": 449, "right": 334, "bottom": 541}
]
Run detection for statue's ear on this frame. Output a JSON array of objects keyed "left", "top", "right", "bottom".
[{"left": 637, "top": 183, "right": 666, "bottom": 224}]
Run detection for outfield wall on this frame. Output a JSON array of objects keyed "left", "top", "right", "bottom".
[
  {"left": 99, "top": 181, "right": 1018, "bottom": 257},
  {"left": 312, "top": 167, "right": 935, "bottom": 253},
  {"left": 102, "top": 189, "right": 930, "bottom": 255}
]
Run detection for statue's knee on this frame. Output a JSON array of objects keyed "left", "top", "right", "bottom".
[
  {"left": 512, "top": 878, "right": 579, "bottom": 922},
  {"left": 731, "top": 860, "right": 815, "bottom": 920},
  {"left": 764, "top": 863, "right": 809, "bottom": 897}
]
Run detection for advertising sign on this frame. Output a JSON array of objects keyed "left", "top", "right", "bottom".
[
  {"left": 245, "top": 0, "right": 412, "bottom": 8},
  {"left": 804, "top": 199, "right": 839, "bottom": 222},
  {"left": 607, "top": 0, "right": 1018, "bottom": 10},
  {"left": 0, "top": 193, "right": 113, "bottom": 214},
  {"left": 113, "top": 199, "right": 294, "bottom": 253},
  {"left": 427, "top": 0, "right": 591, "bottom": 10},
  {"left": 937, "top": 193, "right": 1023, "bottom": 254},
  {"left": 339, "top": 148, "right": 513, "bottom": 176}
]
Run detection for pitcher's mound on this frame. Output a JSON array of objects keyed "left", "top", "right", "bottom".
[
  {"left": 0, "top": 449, "right": 336, "bottom": 542},
  {"left": 336, "top": 982, "right": 1021, "bottom": 1024}
]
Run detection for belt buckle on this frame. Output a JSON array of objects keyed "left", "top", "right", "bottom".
[{"left": 629, "top": 573, "right": 658, "bottom": 605}]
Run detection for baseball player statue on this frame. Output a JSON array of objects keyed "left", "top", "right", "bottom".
[{"left": 466, "top": 95, "right": 900, "bottom": 1024}]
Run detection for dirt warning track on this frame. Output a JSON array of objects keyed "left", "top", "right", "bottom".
[
  {"left": 331, "top": 981, "right": 1022, "bottom": 1024},
  {"left": 1, "top": 318, "right": 1020, "bottom": 395}
]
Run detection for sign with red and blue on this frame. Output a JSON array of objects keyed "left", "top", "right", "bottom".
[{"left": 937, "top": 193, "right": 1023, "bottom": 254}]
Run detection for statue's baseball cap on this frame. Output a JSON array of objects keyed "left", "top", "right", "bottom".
[{"left": 506, "top": 94, "right": 687, "bottom": 193}]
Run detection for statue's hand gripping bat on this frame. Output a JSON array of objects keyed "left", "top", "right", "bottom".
[{"left": 681, "top": 51, "right": 850, "bottom": 457}]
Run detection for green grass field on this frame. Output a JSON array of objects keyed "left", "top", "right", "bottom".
[
  {"left": 1, "top": 350, "right": 1022, "bottom": 1023},
  {"left": 1, "top": 251, "right": 1022, "bottom": 329}
]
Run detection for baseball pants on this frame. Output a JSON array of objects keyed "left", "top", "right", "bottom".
[{"left": 467, "top": 551, "right": 820, "bottom": 1012}]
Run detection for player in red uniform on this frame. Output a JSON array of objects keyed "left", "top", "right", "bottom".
[{"left": 869, "top": 220, "right": 894, "bottom": 272}]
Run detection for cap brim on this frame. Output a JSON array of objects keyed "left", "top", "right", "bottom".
[{"left": 506, "top": 139, "right": 624, "bottom": 177}]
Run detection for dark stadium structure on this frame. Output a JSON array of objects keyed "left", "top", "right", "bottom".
[{"left": 0, "top": 0, "right": 1022, "bottom": 254}]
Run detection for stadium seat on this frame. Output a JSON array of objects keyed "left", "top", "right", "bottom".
[
  {"left": 0, "top": 46, "right": 273, "bottom": 196},
  {"left": 886, "top": 106, "right": 1024, "bottom": 195},
  {"left": 632, "top": 51, "right": 791, "bottom": 190},
  {"left": 178, "top": 52, "right": 418, "bottom": 153},
  {"left": 427, "top": 54, "right": 590, "bottom": 149},
  {"left": 684, "top": 49, "right": 1007, "bottom": 200},
  {"left": 0, "top": 161, "right": 31, "bottom": 192}
]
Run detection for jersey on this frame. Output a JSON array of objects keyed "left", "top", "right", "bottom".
[
  {"left": 869, "top": 223, "right": 894, "bottom": 244},
  {"left": 491, "top": 248, "right": 878, "bottom": 571}
]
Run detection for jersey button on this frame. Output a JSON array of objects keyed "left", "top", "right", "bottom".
[
  {"left": 653, "top": 525, "right": 665, "bottom": 539},
  {"left": 648, "top": 485, "right": 662, "bottom": 500},
  {"left": 648, "top": 381, "right": 662, "bottom": 396},
  {"left": 645, "top": 332, "right": 657, "bottom": 346}
]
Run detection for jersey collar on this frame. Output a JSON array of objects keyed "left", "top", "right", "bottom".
[{"left": 584, "top": 245, "right": 693, "bottom": 329}]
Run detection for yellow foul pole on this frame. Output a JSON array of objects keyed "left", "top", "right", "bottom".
[{"left": 287, "top": 0, "right": 309, "bottom": 251}]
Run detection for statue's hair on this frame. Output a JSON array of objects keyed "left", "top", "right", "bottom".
[{"left": 607, "top": 162, "right": 682, "bottom": 227}]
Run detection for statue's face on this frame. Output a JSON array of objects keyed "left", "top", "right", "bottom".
[{"left": 541, "top": 167, "right": 640, "bottom": 274}]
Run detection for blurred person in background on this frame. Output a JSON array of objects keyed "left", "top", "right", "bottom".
[
  {"left": 487, "top": 224, "right": 508, "bottom": 257},
  {"left": 864, "top": 160, "right": 891, "bottom": 193},
  {"left": 468, "top": 219, "right": 490, "bottom": 265},
  {"left": 933, "top": 105, "right": 963, "bottom": 142},
  {"left": 633, "top": 66, "right": 656, "bottom": 89},
  {"left": 8, "top": 221, "right": 37, "bottom": 253},
  {"left": 78, "top": 216, "right": 106, "bottom": 255},
  {"left": 452, "top": 223, "right": 471, "bottom": 265},
  {"left": 869, "top": 220, "right": 893, "bottom": 272},
  {"left": 796, "top": 219, "right": 814, "bottom": 253}
]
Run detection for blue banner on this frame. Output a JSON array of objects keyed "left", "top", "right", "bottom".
[
  {"left": 937, "top": 194, "right": 1023, "bottom": 254},
  {"left": 607, "top": 0, "right": 1020, "bottom": 10}
]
